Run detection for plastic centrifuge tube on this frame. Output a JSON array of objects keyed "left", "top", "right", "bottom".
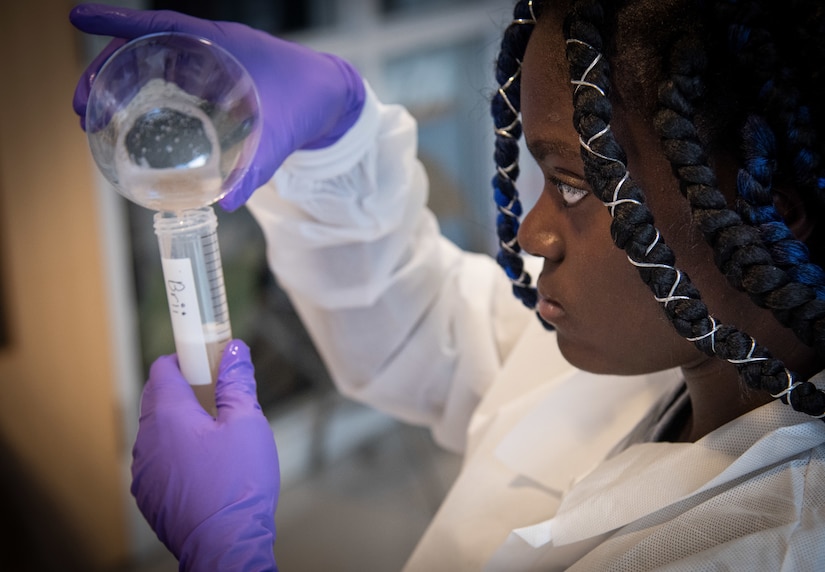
[
  {"left": 85, "top": 32, "right": 261, "bottom": 416},
  {"left": 154, "top": 207, "right": 232, "bottom": 416}
]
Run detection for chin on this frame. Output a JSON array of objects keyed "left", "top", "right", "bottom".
[{"left": 556, "top": 336, "right": 643, "bottom": 376}]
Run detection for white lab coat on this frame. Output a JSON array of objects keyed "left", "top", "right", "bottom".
[{"left": 247, "top": 86, "right": 825, "bottom": 570}]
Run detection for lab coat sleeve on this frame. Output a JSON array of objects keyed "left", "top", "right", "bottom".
[{"left": 245, "top": 85, "right": 533, "bottom": 453}]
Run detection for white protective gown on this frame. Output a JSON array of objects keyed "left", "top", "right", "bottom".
[{"left": 247, "top": 87, "right": 825, "bottom": 570}]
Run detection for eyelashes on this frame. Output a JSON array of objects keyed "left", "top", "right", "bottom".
[{"left": 548, "top": 175, "right": 589, "bottom": 207}]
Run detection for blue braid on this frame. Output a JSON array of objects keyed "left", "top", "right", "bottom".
[
  {"left": 773, "top": 84, "right": 825, "bottom": 202},
  {"left": 736, "top": 115, "right": 825, "bottom": 299},
  {"left": 714, "top": 3, "right": 825, "bottom": 349},
  {"left": 649, "top": 2, "right": 825, "bottom": 353},
  {"left": 491, "top": 0, "right": 543, "bottom": 315},
  {"left": 721, "top": 0, "right": 825, "bottom": 201}
]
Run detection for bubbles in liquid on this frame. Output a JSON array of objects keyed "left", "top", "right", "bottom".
[
  {"left": 114, "top": 79, "right": 223, "bottom": 212},
  {"left": 126, "top": 107, "right": 212, "bottom": 169}
]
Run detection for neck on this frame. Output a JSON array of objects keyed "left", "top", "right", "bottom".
[
  {"left": 676, "top": 356, "right": 773, "bottom": 442},
  {"left": 675, "top": 318, "right": 822, "bottom": 442}
]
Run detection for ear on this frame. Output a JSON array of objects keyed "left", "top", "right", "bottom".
[{"left": 773, "top": 183, "right": 816, "bottom": 243}]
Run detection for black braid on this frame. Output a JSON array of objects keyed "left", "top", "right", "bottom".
[
  {"left": 652, "top": 13, "right": 825, "bottom": 355},
  {"left": 491, "top": 0, "right": 543, "bottom": 315},
  {"left": 562, "top": 0, "right": 825, "bottom": 419}
]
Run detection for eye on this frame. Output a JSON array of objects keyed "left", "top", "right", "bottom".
[{"left": 549, "top": 175, "right": 589, "bottom": 207}]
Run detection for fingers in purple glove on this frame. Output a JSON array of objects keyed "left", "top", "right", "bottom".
[
  {"left": 215, "top": 339, "right": 265, "bottom": 420},
  {"left": 72, "top": 37, "right": 128, "bottom": 131},
  {"left": 142, "top": 353, "right": 214, "bottom": 420},
  {"left": 131, "top": 337, "right": 278, "bottom": 569},
  {"left": 69, "top": 3, "right": 206, "bottom": 38}
]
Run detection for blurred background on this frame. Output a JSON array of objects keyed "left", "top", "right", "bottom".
[{"left": 0, "top": 0, "right": 529, "bottom": 570}]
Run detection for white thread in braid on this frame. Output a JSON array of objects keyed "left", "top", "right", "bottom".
[
  {"left": 497, "top": 160, "right": 517, "bottom": 181},
  {"left": 510, "top": 270, "right": 530, "bottom": 287},
  {"left": 655, "top": 269, "right": 690, "bottom": 306},
  {"left": 604, "top": 196, "right": 641, "bottom": 216},
  {"left": 498, "top": 159, "right": 517, "bottom": 175},
  {"left": 579, "top": 134, "right": 627, "bottom": 166},
  {"left": 494, "top": 62, "right": 522, "bottom": 218},
  {"left": 645, "top": 229, "right": 661, "bottom": 256},
  {"left": 686, "top": 316, "right": 721, "bottom": 353},
  {"left": 494, "top": 57, "right": 520, "bottom": 193},
  {"left": 497, "top": 67, "right": 522, "bottom": 119},
  {"left": 572, "top": 78, "right": 606, "bottom": 96},
  {"left": 770, "top": 369, "right": 802, "bottom": 398},
  {"left": 768, "top": 370, "right": 825, "bottom": 419},
  {"left": 501, "top": 235, "right": 519, "bottom": 255},
  {"left": 567, "top": 39, "right": 606, "bottom": 96},
  {"left": 495, "top": 115, "right": 520, "bottom": 138},
  {"left": 512, "top": 0, "right": 537, "bottom": 24},
  {"left": 586, "top": 124, "right": 612, "bottom": 147},
  {"left": 496, "top": 161, "right": 519, "bottom": 216},
  {"left": 604, "top": 172, "right": 640, "bottom": 216},
  {"left": 498, "top": 202, "right": 518, "bottom": 218},
  {"left": 626, "top": 259, "right": 690, "bottom": 307},
  {"left": 727, "top": 338, "right": 769, "bottom": 365}
]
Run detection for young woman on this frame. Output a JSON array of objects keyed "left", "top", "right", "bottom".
[{"left": 71, "top": 0, "right": 825, "bottom": 569}]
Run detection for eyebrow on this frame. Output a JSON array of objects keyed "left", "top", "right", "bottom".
[{"left": 526, "top": 137, "right": 581, "bottom": 162}]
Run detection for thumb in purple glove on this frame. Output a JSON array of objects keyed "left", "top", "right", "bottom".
[
  {"left": 131, "top": 339, "right": 279, "bottom": 571},
  {"left": 70, "top": 3, "right": 366, "bottom": 212}
]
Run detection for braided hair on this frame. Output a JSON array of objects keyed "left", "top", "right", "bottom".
[
  {"left": 491, "top": 0, "right": 825, "bottom": 419},
  {"left": 492, "top": 0, "right": 539, "bottom": 311}
]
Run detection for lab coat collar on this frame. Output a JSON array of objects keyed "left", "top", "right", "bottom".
[
  {"left": 492, "top": 368, "right": 683, "bottom": 494},
  {"left": 520, "top": 372, "right": 825, "bottom": 548}
]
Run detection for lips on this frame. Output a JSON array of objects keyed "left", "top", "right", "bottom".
[{"left": 536, "top": 284, "right": 565, "bottom": 323}]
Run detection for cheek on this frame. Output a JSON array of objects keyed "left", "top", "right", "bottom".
[
  {"left": 595, "top": 252, "right": 677, "bottom": 341},
  {"left": 560, "top": 221, "right": 701, "bottom": 374},
  {"left": 558, "top": 289, "right": 698, "bottom": 374}
]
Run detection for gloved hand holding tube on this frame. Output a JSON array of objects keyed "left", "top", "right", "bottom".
[
  {"left": 133, "top": 339, "right": 279, "bottom": 571},
  {"left": 70, "top": 2, "right": 367, "bottom": 211}
]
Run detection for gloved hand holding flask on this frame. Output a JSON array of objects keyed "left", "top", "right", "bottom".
[
  {"left": 133, "top": 340, "right": 279, "bottom": 571},
  {"left": 70, "top": 2, "right": 367, "bottom": 211}
]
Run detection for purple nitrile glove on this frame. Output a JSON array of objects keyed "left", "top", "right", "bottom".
[
  {"left": 131, "top": 339, "right": 279, "bottom": 571},
  {"left": 69, "top": 3, "right": 366, "bottom": 212}
]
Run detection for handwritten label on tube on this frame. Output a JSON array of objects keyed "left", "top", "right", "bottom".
[{"left": 161, "top": 257, "right": 211, "bottom": 386}]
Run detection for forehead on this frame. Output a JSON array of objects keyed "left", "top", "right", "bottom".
[{"left": 520, "top": 13, "right": 579, "bottom": 157}]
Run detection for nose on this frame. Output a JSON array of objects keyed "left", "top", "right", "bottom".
[{"left": 517, "top": 192, "right": 565, "bottom": 262}]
